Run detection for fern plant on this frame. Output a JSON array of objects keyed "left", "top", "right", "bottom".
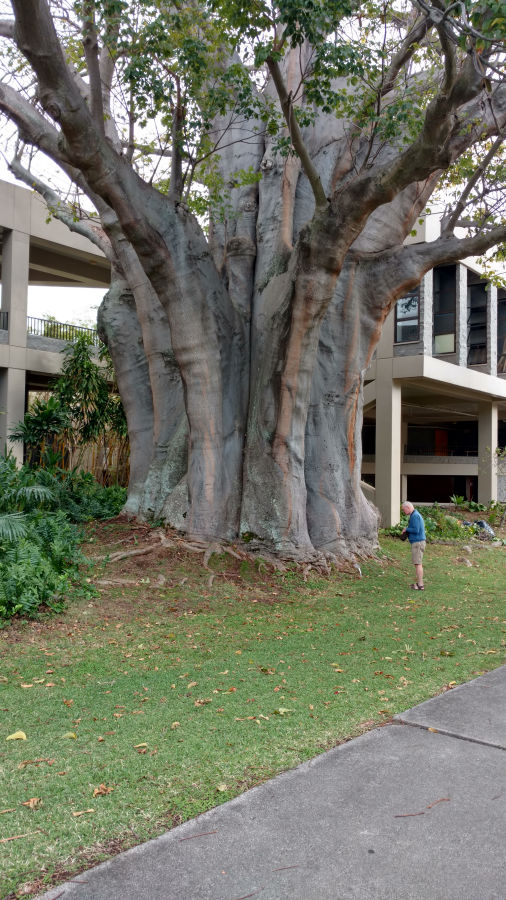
[{"left": 0, "top": 456, "right": 85, "bottom": 621}]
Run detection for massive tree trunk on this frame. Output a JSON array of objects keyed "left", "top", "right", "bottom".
[{"left": 3, "top": 0, "right": 506, "bottom": 563}]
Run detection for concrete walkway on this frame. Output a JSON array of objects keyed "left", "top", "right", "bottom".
[{"left": 37, "top": 666, "right": 506, "bottom": 900}]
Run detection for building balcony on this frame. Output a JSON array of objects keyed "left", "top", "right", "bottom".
[{"left": 0, "top": 311, "right": 100, "bottom": 346}]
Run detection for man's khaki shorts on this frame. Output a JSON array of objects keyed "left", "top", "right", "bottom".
[{"left": 411, "top": 541, "right": 426, "bottom": 565}]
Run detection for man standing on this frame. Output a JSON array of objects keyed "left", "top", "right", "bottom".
[{"left": 401, "top": 501, "right": 426, "bottom": 591}]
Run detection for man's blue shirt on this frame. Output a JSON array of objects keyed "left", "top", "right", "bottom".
[{"left": 406, "top": 509, "right": 426, "bottom": 543}]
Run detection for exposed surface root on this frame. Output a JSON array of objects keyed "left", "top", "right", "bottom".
[
  {"left": 89, "top": 520, "right": 373, "bottom": 578},
  {"left": 90, "top": 530, "right": 176, "bottom": 564},
  {"left": 91, "top": 545, "right": 162, "bottom": 564}
]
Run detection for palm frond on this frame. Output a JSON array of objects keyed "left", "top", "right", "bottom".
[
  {"left": 15, "top": 483, "right": 55, "bottom": 508},
  {"left": 0, "top": 513, "right": 28, "bottom": 542}
]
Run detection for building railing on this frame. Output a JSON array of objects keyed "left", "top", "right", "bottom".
[
  {"left": 0, "top": 311, "right": 100, "bottom": 344},
  {"left": 362, "top": 450, "right": 479, "bottom": 464},
  {"left": 26, "top": 316, "right": 100, "bottom": 346},
  {"left": 404, "top": 447, "right": 478, "bottom": 457}
]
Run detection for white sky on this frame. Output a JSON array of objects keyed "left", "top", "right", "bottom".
[
  {"left": 0, "top": 163, "right": 105, "bottom": 327},
  {"left": 27, "top": 285, "right": 105, "bottom": 327}
]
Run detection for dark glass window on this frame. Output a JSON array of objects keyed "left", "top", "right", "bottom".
[
  {"left": 498, "top": 296, "right": 506, "bottom": 374},
  {"left": 467, "top": 282, "right": 487, "bottom": 366},
  {"left": 395, "top": 288, "right": 419, "bottom": 342},
  {"left": 433, "top": 266, "right": 456, "bottom": 354}
]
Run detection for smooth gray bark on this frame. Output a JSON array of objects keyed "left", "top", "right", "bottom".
[{"left": 97, "top": 276, "right": 154, "bottom": 515}]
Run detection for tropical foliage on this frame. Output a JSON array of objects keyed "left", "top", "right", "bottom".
[
  {"left": 10, "top": 335, "right": 129, "bottom": 484},
  {"left": 384, "top": 502, "right": 505, "bottom": 541},
  {"left": 0, "top": 451, "right": 126, "bottom": 621},
  {"left": 0, "top": 455, "right": 82, "bottom": 619}
]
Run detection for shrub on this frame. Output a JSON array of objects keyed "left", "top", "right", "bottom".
[
  {"left": 36, "top": 468, "right": 126, "bottom": 521},
  {"left": 382, "top": 504, "right": 481, "bottom": 541},
  {"left": 0, "top": 456, "right": 100, "bottom": 621}
]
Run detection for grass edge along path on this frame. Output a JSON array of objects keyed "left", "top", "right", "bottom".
[{"left": 1, "top": 525, "right": 505, "bottom": 898}]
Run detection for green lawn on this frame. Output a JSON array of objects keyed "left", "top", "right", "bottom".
[{"left": 1, "top": 525, "right": 505, "bottom": 898}]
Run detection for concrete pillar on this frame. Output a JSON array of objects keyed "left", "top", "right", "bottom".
[
  {"left": 455, "top": 264, "right": 468, "bottom": 367},
  {"left": 0, "top": 367, "right": 26, "bottom": 464},
  {"left": 419, "top": 270, "right": 433, "bottom": 356},
  {"left": 0, "top": 229, "right": 29, "bottom": 465},
  {"left": 486, "top": 282, "right": 498, "bottom": 376},
  {"left": 376, "top": 306, "right": 395, "bottom": 359},
  {"left": 375, "top": 358, "right": 402, "bottom": 526},
  {"left": 1, "top": 229, "right": 29, "bottom": 348},
  {"left": 478, "top": 401, "right": 498, "bottom": 504}
]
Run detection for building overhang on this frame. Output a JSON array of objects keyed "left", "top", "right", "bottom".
[
  {"left": 392, "top": 355, "right": 506, "bottom": 400},
  {"left": 0, "top": 181, "right": 110, "bottom": 288},
  {"left": 364, "top": 355, "right": 506, "bottom": 421}
]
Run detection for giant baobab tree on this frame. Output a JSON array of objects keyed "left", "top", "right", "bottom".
[{"left": 0, "top": 0, "right": 505, "bottom": 561}]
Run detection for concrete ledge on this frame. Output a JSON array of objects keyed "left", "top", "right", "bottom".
[{"left": 395, "top": 665, "right": 506, "bottom": 749}]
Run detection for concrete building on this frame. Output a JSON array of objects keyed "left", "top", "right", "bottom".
[
  {"left": 362, "top": 219, "right": 506, "bottom": 524},
  {"left": 0, "top": 179, "right": 110, "bottom": 463}
]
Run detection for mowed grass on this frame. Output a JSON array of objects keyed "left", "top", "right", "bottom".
[{"left": 1, "top": 524, "right": 505, "bottom": 898}]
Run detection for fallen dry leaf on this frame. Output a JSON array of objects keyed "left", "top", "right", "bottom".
[
  {"left": 6, "top": 731, "right": 27, "bottom": 741},
  {"left": 63, "top": 732, "right": 77, "bottom": 739},
  {"left": 72, "top": 809, "right": 94, "bottom": 817},
  {"left": 22, "top": 798, "right": 42, "bottom": 810},
  {"left": 18, "top": 758, "right": 55, "bottom": 770},
  {"left": 92, "top": 784, "right": 114, "bottom": 797}
]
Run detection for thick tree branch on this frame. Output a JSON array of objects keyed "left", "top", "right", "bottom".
[
  {"left": 442, "top": 135, "right": 504, "bottom": 235},
  {"left": 360, "top": 223, "right": 506, "bottom": 324},
  {"left": 82, "top": 1, "right": 105, "bottom": 134},
  {"left": 10, "top": 0, "right": 175, "bottom": 290},
  {"left": 381, "top": 15, "right": 431, "bottom": 97},
  {"left": 330, "top": 77, "right": 506, "bottom": 259},
  {"left": 98, "top": 19, "right": 123, "bottom": 151},
  {"left": 9, "top": 156, "right": 112, "bottom": 259},
  {"left": 436, "top": 20, "right": 457, "bottom": 96},
  {"left": 169, "top": 77, "right": 184, "bottom": 201},
  {"left": 368, "top": 225, "right": 506, "bottom": 311},
  {"left": 267, "top": 55, "right": 327, "bottom": 209},
  {"left": 0, "top": 19, "right": 15, "bottom": 39},
  {"left": 0, "top": 82, "right": 72, "bottom": 167},
  {"left": 410, "top": 224, "right": 506, "bottom": 271}
]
